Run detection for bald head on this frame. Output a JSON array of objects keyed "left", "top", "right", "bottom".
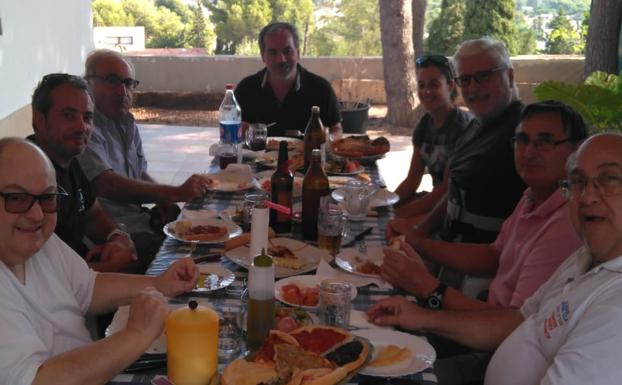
[
  {"left": 0, "top": 137, "right": 54, "bottom": 176},
  {"left": 567, "top": 133, "right": 622, "bottom": 264}
]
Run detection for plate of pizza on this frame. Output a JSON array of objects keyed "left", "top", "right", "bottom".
[
  {"left": 221, "top": 325, "right": 369, "bottom": 385},
  {"left": 351, "top": 329, "right": 435, "bottom": 377},
  {"left": 335, "top": 246, "right": 384, "bottom": 278},
  {"left": 330, "top": 135, "right": 390, "bottom": 160},
  {"left": 275, "top": 275, "right": 358, "bottom": 310},
  {"left": 164, "top": 218, "right": 243, "bottom": 244},
  {"left": 224, "top": 237, "right": 331, "bottom": 278}
]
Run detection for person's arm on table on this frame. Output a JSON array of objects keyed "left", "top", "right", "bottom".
[
  {"left": 415, "top": 237, "right": 499, "bottom": 277},
  {"left": 82, "top": 200, "right": 137, "bottom": 272},
  {"left": 32, "top": 290, "right": 168, "bottom": 385},
  {"left": 395, "top": 166, "right": 449, "bottom": 219},
  {"left": 394, "top": 149, "right": 426, "bottom": 204},
  {"left": 329, "top": 122, "right": 343, "bottom": 141},
  {"left": 386, "top": 192, "right": 448, "bottom": 240},
  {"left": 88, "top": 257, "right": 199, "bottom": 315},
  {"left": 382, "top": 240, "right": 499, "bottom": 311},
  {"left": 367, "top": 295, "right": 524, "bottom": 351},
  {"left": 91, "top": 170, "right": 208, "bottom": 205}
]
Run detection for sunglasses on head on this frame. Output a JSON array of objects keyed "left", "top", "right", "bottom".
[{"left": 416, "top": 55, "right": 450, "bottom": 68}]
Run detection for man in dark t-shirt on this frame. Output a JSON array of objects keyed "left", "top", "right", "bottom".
[
  {"left": 234, "top": 22, "right": 342, "bottom": 137},
  {"left": 30, "top": 73, "right": 141, "bottom": 273}
]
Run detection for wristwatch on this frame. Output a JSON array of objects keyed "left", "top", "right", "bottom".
[
  {"left": 424, "top": 282, "right": 448, "bottom": 310},
  {"left": 106, "top": 228, "right": 132, "bottom": 242}
]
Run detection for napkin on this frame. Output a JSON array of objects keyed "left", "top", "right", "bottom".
[
  {"left": 205, "top": 164, "right": 255, "bottom": 189},
  {"left": 316, "top": 259, "right": 393, "bottom": 289}
]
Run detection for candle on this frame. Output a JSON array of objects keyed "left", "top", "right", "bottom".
[{"left": 166, "top": 300, "right": 219, "bottom": 385}]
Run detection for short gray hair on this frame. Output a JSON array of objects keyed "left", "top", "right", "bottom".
[
  {"left": 453, "top": 37, "right": 513, "bottom": 70},
  {"left": 84, "top": 49, "right": 135, "bottom": 77},
  {"left": 258, "top": 22, "right": 300, "bottom": 55}
]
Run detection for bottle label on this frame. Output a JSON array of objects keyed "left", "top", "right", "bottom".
[
  {"left": 220, "top": 121, "right": 241, "bottom": 143},
  {"left": 275, "top": 191, "right": 292, "bottom": 222}
]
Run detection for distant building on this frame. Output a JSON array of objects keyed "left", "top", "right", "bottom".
[{"left": 93, "top": 26, "right": 145, "bottom": 52}]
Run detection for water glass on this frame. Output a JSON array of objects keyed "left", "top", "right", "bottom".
[
  {"left": 318, "top": 279, "right": 352, "bottom": 328},
  {"left": 317, "top": 196, "right": 345, "bottom": 256},
  {"left": 246, "top": 123, "right": 268, "bottom": 151},
  {"left": 218, "top": 309, "right": 242, "bottom": 362},
  {"left": 343, "top": 180, "right": 376, "bottom": 221}
]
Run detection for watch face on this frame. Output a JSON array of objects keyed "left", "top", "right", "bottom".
[{"left": 427, "top": 295, "right": 442, "bottom": 309}]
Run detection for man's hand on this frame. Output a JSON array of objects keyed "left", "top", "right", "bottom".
[
  {"left": 366, "top": 295, "right": 432, "bottom": 331},
  {"left": 174, "top": 174, "right": 212, "bottom": 202},
  {"left": 125, "top": 288, "right": 169, "bottom": 343},
  {"left": 386, "top": 218, "right": 420, "bottom": 242},
  {"left": 85, "top": 238, "right": 137, "bottom": 272},
  {"left": 381, "top": 239, "right": 438, "bottom": 296},
  {"left": 155, "top": 257, "right": 200, "bottom": 297}
]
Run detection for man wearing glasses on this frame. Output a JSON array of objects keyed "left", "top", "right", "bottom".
[
  {"left": 371, "top": 133, "right": 622, "bottom": 385},
  {"left": 379, "top": 101, "right": 587, "bottom": 384},
  {"left": 28, "top": 73, "right": 144, "bottom": 273},
  {"left": 78, "top": 49, "right": 209, "bottom": 238},
  {"left": 0, "top": 137, "right": 199, "bottom": 385}
]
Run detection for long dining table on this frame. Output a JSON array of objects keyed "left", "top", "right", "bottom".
[{"left": 106, "top": 156, "right": 438, "bottom": 385}]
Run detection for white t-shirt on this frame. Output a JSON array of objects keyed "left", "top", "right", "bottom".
[
  {"left": 485, "top": 247, "right": 622, "bottom": 385},
  {"left": 0, "top": 234, "right": 97, "bottom": 385}
]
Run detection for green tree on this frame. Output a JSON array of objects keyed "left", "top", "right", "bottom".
[
  {"left": 188, "top": 1, "right": 207, "bottom": 49},
  {"left": 156, "top": 0, "right": 192, "bottom": 23},
  {"left": 426, "top": 0, "right": 465, "bottom": 55},
  {"left": 205, "top": 0, "right": 272, "bottom": 54},
  {"left": 92, "top": 0, "right": 135, "bottom": 26},
  {"left": 515, "top": 11, "right": 537, "bottom": 54},
  {"left": 270, "top": 0, "right": 314, "bottom": 54},
  {"left": 149, "top": 6, "right": 187, "bottom": 48},
  {"left": 545, "top": 8, "right": 581, "bottom": 54},
  {"left": 463, "top": 0, "right": 519, "bottom": 55}
]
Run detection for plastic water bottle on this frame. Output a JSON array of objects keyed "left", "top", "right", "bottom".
[{"left": 219, "top": 84, "right": 242, "bottom": 144}]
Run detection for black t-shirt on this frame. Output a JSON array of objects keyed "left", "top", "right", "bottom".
[
  {"left": 412, "top": 107, "right": 473, "bottom": 186},
  {"left": 442, "top": 101, "right": 527, "bottom": 243},
  {"left": 28, "top": 135, "right": 95, "bottom": 255},
  {"left": 234, "top": 65, "right": 341, "bottom": 136}
]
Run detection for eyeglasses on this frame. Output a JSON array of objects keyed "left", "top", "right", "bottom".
[
  {"left": 511, "top": 133, "right": 573, "bottom": 152},
  {"left": 560, "top": 172, "right": 622, "bottom": 199},
  {"left": 0, "top": 187, "right": 69, "bottom": 214},
  {"left": 87, "top": 74, "right": 140, "bottom": 89},
  {"left": 456, "top": 66, "right": 506, "bottom": 87}
]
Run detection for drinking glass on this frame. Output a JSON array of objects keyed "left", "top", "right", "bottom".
[
  {"left": 242, "top": 192, "right": 269, "bottom": 232},
  {"left": 318, "top": 279, "right": 352, "bottom": 328},
  {"left": 218, "top": 143, "right": 238, "bottom": 170},
  {"left": 246, "top": 123, "right": 268, "bottom": 151},
  {"left": 218, "top": 309, "right": 242, "bottom": 362},
  {"left": 317, "top": 196, "right": 345, "bottom": 256},
  {"left": 343, "top": 180, "right": 376, "bottom": 221}
]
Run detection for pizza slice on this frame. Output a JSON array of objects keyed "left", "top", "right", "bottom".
[{"left": 269, "top": 244, "right": 303, "bottom": 269}]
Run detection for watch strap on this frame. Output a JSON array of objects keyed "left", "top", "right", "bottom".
[
  {"left": 106, "top": 228, "right": 132, "bottom": 242},
  {"left": 425, "top": 282, "right": 448, "bottom": 310}
]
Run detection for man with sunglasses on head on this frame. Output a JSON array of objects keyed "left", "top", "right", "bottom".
[
  {"left": 0, "top": 137, "right": 199, "bottom": 385},
  {"left": 234, "top": 22, "right": 342, "bottom": 137},
  {"left": 29, "top": 73, "right": 140, "bottom": 273},
  {"left": 78, "top": 49, "right": 209, "bottom": 240},
  {"left": 378, "top": 101, "right": 587, "bottom": 384}
]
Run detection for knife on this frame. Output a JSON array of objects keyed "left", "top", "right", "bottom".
[
  {"left": 341, "top": 227, "right": 373, "bottom": 248},
  {"left": 192, "top": 253, "right": 222, "bottom": 264}
]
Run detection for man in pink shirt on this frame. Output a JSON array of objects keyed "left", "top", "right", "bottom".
[{"left": 380, "top": 100, "right": 588, "bottom": 384}]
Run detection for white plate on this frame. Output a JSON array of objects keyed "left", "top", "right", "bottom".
[
  {"left": 332, "top": 188, "right": 400, "bottom": 208},
  {"left": 257, "top": 176, "right": 304, "bottom": 197},
  {"left": 255, "top": 151, "right": 279, "bottom": 168},
  {"left": 180, "top": 207, "right": 218, "bottom": 221},
  {"left": 335, "top": 246, "right": 384, "bottom": 278},
  {"left": 328, "top": 176, "right": 356, "bottom": 189},
  {"left": 224, "top": 237, "right": 331, "bottom": 278},
  {"left": 196, "top": 263, "right": 236, "bottom": 292},
  {"left": 327, "top": 167, "right": 365, "bottom": 176},
  {"left": 164, "top": 218, "right": 243, "bottom": 244},
  {"left": 351, "top": 329, "right": 436, "bottom": 377},
  {"left": 275, "top": 275, "right": 357, "bottom": 310},
  {"left": 202, "top": 173, "right": 258, "bottom": 192}
]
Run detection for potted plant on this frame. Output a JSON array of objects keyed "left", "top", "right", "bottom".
[
  {"left": 534, "top": 70, "right": 622, "bottom": 132},
  {"left": 339, "top": 99, "right": 372, "bottom": 134}
]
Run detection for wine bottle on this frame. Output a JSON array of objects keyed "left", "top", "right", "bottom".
[
  {"left": 246, "top": 248, "right": 275, "bottom": 351},
  {"left": 302, "top": 149, "right": 330, "bottom": 241},
  {"left": 270, "top": 140, "right": 293, "bottom": 234},
  {"left": 303, "top": 106, "right": 326, "bottom": 169}
]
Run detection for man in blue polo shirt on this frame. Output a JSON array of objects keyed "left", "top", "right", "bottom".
[{"left": 234, "top": 22, "right": 342, "bottom": 137}]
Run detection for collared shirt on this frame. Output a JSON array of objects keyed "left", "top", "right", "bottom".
[
  {"left": 234, "top": 64, "right": 341, "bottom": 136},
  {"left": 485, "top": 247, "right": 622, "bottom": 385},
  {"left": 487, "top": 188, "right": 581, "bottom": 308},
  {"left": 78, "top": 110, "right": 152, "bottom": 234},
  {"left": 442, "top": 100, "right": 527, "bottom": 243},
  {"left": 28, "top": 136, "right": 96, "bottom": 256}
]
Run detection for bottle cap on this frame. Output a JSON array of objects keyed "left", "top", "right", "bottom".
[
  {"left": 311, "top": 106, "right": 320, "bottom": 113},
  {"left": 225, "top": 83, "right": 234, "bottom": 90}
]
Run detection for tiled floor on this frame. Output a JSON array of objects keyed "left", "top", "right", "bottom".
[{"left": 139, "top": 124, "right": 432, "bottom": 192}]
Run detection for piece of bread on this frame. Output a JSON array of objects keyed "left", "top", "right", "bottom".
[
  {"left": 368, "top": 345, "right": 412, "bottom": 367},
  {"left": 221, "top": 359, "right": 279, "bottom": 385}
]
